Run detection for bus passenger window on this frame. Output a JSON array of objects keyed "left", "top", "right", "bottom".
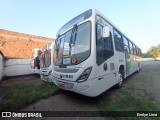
[
  {"left": 114, "top": 30, "right": 124, "bottom": 52},
  {"left": 96, "top": 23, "right": 114, "bottom": 66},
  {"left": 123, "top": 36, "right": 129, "bottom": 54},
  {"left": 129, "top": 41, "right": 133, "bottom": 55}
]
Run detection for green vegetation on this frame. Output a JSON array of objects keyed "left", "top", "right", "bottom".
[
  {"left": 99, "top": 87, "right": 158, "bottom": 110},
  {"left": 0, "top": 82, "right": 60, "bottom": 111},
  {"left": 146, "top": 44, "right": 160, "bottom": 59}
]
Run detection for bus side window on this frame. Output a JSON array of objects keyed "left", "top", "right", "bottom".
[
  {"left": 123, "top": 36, "right": 129, "bottom": 54},
  {"left": 129, "top": 41, "right": 133, "bottom": 55},
  {"left": 96, "top": 23, "right": 114, "bottom": 66},
  {"left": 135, "top": 46, "right": 138, "bottom": 56},
  {"left": 137, "top": 48, "right": 139, "bottom": 56},
  {"left": 133, "top": 44, "right": 136, "bottom": 55},
  {"left": 114, "top": 29, "right": 124, "bottom": 52}
]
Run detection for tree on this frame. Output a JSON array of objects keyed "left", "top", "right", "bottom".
[{"left": 147, "top": 45, "right": 160, "bottom": 60}]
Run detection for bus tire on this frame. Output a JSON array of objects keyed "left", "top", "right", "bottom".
[{"left": 116, "top": 70, "right": 123, "bottom": 89}]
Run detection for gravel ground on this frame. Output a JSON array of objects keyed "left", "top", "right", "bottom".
[{"left": 23, "top": 92, "right": 106, "bottom": 120}]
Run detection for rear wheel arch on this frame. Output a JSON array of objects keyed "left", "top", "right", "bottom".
[
  {"left": 116, "top": 65, "right": 125, "bottom": 88},
  {"left": 119, "top": 65, "right": 125, "bottom": 78}
]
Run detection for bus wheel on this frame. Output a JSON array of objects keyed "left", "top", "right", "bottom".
[{"left": 116, "top": 71, "right": 123, "bottom": 89}]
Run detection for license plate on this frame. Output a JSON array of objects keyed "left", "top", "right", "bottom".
[{"left": 58, "top": 81, "right": 65, "bottom": 89}]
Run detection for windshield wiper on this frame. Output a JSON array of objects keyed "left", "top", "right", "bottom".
[
  {"left": 69, "top": 24, "right": 77, "bottom": 47},
  {"left": 69, "top": 24, "right": 77, "bottom": 56}
]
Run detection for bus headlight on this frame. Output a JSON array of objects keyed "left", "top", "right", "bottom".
[{"left": 76, "top": 67, "right": 92, "bottom": 82}]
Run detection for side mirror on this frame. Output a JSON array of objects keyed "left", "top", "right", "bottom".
[{"left": 103, "top": 26, "right": 110, "bottom": 38}]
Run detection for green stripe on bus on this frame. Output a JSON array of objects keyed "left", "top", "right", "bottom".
[{"left": 125, "top": 52, "right": 131, "bottom": 75}]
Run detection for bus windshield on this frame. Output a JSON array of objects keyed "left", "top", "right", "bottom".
[
  {"left": 54, "top": 21, "right": 91, "bottom": 66},
  {"left": 41, "top": 49, "right": 51, "bottom": 68}
]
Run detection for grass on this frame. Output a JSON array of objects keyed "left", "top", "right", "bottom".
[
  {"left": 0, "top": 82, "right": 60, "bottom": 111},
  {"left": 98, "top": 76, "right": 160, "bottom": 120},
  {"left": 99, "top": 87, "right": 158, "bottom": 110}
]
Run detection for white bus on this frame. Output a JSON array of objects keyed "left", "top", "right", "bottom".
[
  {"left": 52, "top": 9, "right": 142, "bottom": 97},
  {"left": 40, "top": 42, "right": 54, "bottom": 82},
  {"left": 30, "top": 48, "right": 42, "bottom": 74}
]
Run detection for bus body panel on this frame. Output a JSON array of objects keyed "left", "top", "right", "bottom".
[
  {"left": 40, "top": 67, "right": 53, "bottom": 82},
  {"left": 125, "top": 54, "right": 141, "bottom": 78},
  {"left": 40, "top": 42, "right": 54, "bottom": 82}
]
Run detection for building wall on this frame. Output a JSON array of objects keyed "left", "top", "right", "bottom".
[
  {"left": 4, "top": 58, "right": 33, "bottom": 76},
  {"left": 0, "top": 29, "right": 55, "bottom": 58}
]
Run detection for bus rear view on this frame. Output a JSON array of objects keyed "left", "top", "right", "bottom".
[{"left": 52, "top": 9, "right": 141, "bottom": 97}]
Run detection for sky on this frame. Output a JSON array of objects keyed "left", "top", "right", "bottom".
[{"left": 0, "top": 0, "right": 160, "bottom": 53}]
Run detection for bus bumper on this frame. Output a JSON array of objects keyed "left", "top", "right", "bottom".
[
  {"left": 40, "top": 74, "right": 52, "bottom": 82},
  {"left": 52, "top": 76, "right": 102, "bottom": 97}
]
